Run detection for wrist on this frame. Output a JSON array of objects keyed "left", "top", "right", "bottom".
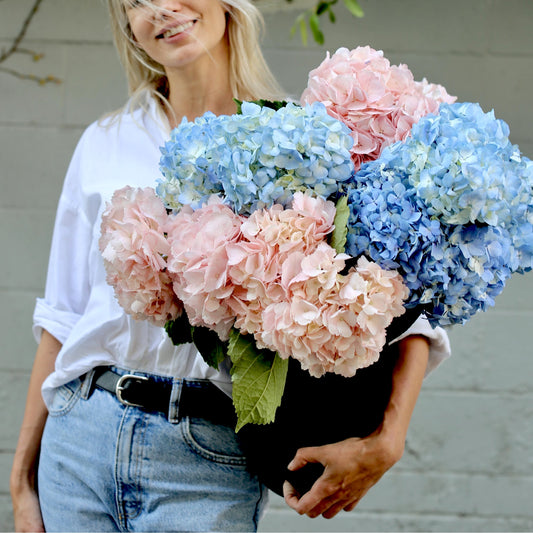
[
  {"left": 366, "top": 404, "right": 410, "bottom": 466},
  {"left": 371, "top": 421, "right": 405, "bottom": 466},
  {"left": 10, "top": 477, "right": 36, "bottom": 502},
  {"left": 10, "top": 457, "right": 38, "bottom": 496},
  {"left": 10, "top": 470, "right": 35, "bottom": 493}
]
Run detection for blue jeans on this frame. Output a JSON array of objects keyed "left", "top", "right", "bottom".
[{"left": 38, "top": 368, "right": 267, "bottom": 532}]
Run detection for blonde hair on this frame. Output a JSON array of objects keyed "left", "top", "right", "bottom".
[{"left": 106, "top": 0, "right": 286, "bottom": 114}]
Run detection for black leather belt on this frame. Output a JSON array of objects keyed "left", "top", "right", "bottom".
[{"left": 93, "top": 368, "right": 236, "bottom": 427}]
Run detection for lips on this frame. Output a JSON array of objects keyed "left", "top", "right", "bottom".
[{"left": 156, "top": 20, "right": 195, "bottom": 39}]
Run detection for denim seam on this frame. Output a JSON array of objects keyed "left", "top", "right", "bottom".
[
  {"left": 126, "top": 412, "right": 147, "bottom": 522},
  {"left": 253, "top": 481, "right": 266, "bottom": 530},
  {"left": 181, "top": 417, "right": 248, "bottom": 467},
  {"left": 114, "top": 407, "right": 129, "bottom": 531},
  {"left": 47, "top": 381, "right": 83, "bottom": 418}
]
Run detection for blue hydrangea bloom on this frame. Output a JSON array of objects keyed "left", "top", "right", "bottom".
[
  {"left": 157, "top": 101, "right": 354, "bottom": 215},
  {"left": 413, "top": 223, "right": 514, "bottom": 326},
  {"left": 394, "top": 102, "right": 533, "bottom": 272},
  {"left": 344, "top": 160, "right": 446, "bottom": 311},
  {"left": 344, "top": 102, "right": 533, "bottom": 326}
]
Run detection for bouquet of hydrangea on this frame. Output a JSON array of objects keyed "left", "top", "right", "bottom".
[
  {"left": 100, "top": 101, "right": 411, "bottom": 431},
  {"left": 100, "top": 46, "right": 533, "bottom": 436}
]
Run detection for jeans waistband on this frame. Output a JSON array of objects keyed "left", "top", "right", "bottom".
[{"left": 83, "top": 366, "right": 236, "bottom": 427}]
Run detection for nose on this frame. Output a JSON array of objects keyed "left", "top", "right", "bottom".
[
  {"left": 153, "top": 0, "right": 183, "bottom": 10},
  {"left": 152, "top": 0, "right": 184, "bottom": 21}
]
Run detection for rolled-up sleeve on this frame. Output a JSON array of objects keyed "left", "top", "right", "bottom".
[
  {"left": 390, "top": 316, "right": 451, "bottom": 376},
  {"left": 33, "top": 298, "right": 82, "bottom": 345},
  {"left": 33, "top": 135, "right": 93, "bottom": 344}
]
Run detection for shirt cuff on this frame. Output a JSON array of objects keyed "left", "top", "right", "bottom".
[
  {"left": 33, "top": 298, "right": 82, "bottom": 345},
  {"left": 389, "top": 315, "right": 451, "bottom": 377}
]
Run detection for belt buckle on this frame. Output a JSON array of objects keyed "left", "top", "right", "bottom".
[{"left": 116, "top": 374, "right": 149, "bottom": 408}]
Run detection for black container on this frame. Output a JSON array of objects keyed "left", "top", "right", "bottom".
[{"left": 237, "top": 308, "right": 421, "bottom": 496}]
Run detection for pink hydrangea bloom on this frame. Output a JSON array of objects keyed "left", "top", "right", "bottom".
[
  {"left": 300, "top": 46, "right": 456, "bottom": 171},
  {"left": 100, "top": 186, "right": 409, "bottom": 378},
  {"left": 226, "top": 193, "right": 337, "bottom": 335},
  {"left": 99, "top": 186, "right": 182, "bottom": 327},
  {"left": 165, "top": 197, "right": 245, "bottom": 340},
  {"left": 257, "top": 254, "right": 409, "bottom": 378},
  {"left": 240, "top": 192, "right": 336, "bottom": 255}
]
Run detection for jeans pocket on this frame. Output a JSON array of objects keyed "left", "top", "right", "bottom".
[
  {"left": 181, "top": 417, "right": 248, "bottom": 466},
  {"left": 47, "top": 378, "right": 83, "bottom": 417}
]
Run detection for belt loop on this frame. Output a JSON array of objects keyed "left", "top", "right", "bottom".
[
  {"left": 80, "top": 369, "right": 97, "bottom": 400},
  {"left": 168, "top": 378, "right": 184, "bottom": 424}
]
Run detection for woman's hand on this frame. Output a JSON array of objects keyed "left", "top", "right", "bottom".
[
  {"left": 283, "top": 428, "right": 403, "bottom": 519},
  {"left": 11, "top": 482, "right": 45, "bottom": 532}
]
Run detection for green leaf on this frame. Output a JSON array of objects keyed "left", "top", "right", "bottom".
[
  {"left": 233, "top": 98, "right": 243, "bottom": 114},
  {"left": 291, "top": 0, "right": 363, "bottom": 46},
  {"left": 290, "top": 13, "right": 308, "bottom": 45},
  {"left": 316, "top": 1, "right": 330, "bottom": 16},
  {"left": 228, "top": 330, "right": 289, "bottom": 432},
  {"left": 309, "top": 13, "right": 325, "bottom": 45},
  {"left": 191, "top": 326, "right": 227, "bottom": 370},
  {"left": 164, "top": 314, "right": 193, "bottom": 345},
  {"left": 251, "top": 99, "right": 289, "bottom": 111},
  {"left": 330, "top": 195, "right": 350, "bottom": 253},
  {"left": 342, "top": 0, "right": 364, "bottom": 18},
  {"left": 165, "top": 317, "right": 226, "bottom": 370},
  {"left": 328, "top": 6, "right": 337, "bottom": 24},
  {"left": 298, "top": 15, "right": 308, "bottom": 46}
]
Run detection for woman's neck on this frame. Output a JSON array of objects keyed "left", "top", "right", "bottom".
[{"left": 164, "top": 55, "right": 237, "bottom": 127}]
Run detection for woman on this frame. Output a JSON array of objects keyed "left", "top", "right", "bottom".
[{"left": 10, "top": 0, "right": 450, "bottom": 531}]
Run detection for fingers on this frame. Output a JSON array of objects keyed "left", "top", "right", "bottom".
[
  {"left": 285, "top": 472, "right": 340, "bottom": 517},
  {"left": 303, "top": 491, "right": 341, "bottom": 518},
  {"left": 283, "top": 478, "right": 335, "bottom": 517},
  {"left": 321, "top": 493, "right": 364, "bottom": 519},
  {"left": 343, "top": 500, "right": 358, "bottom": 512},
  {"left": 284, "top": 467, "right": 366, "bottom": 519},
  {"left": 283, "top": 480, "right": 301, "bottom": 509},
  {"left": 285, "top": 442, "right": 373, "bottom": 519},
  {"left": 297, "top": 491, "right": 353, "bottom": 519},
  {"left": 322, "top": 499, "right": 355, "bottom": 519},
  {"left": 299, "top": 488, "right": 362, "bottom": 519},
  {"left": 287, "top": 446, "right": 322, "bottom": 471}
]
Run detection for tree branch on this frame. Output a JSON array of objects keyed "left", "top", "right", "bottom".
[
  {"left": 0, "top": 65, "right": 60, "bottom": 84},
  {"left": 0, "top": 0, "right": 43, "bottom": 63},
  {"left": 0, "top": 0, "right": 61, "bottom": 85}
]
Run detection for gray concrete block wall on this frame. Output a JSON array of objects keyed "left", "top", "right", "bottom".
[{"left": 1, "top": 0, "right": 531, "bottom": 530}]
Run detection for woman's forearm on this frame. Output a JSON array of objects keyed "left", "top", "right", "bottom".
[
  {"left": 379, "top": 334, "right": 430, "bottom": 452},
  {"left": 11, "top": 330, "right": 61, "bottom": 494}
]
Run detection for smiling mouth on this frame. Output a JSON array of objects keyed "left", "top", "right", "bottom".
[{"left": 157, "top": 20, "right": 195, "bottom": 39}]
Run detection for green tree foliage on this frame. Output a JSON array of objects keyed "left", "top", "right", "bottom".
[{"left": 287, "top": 0, "right": 364, "bottom": 45}]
